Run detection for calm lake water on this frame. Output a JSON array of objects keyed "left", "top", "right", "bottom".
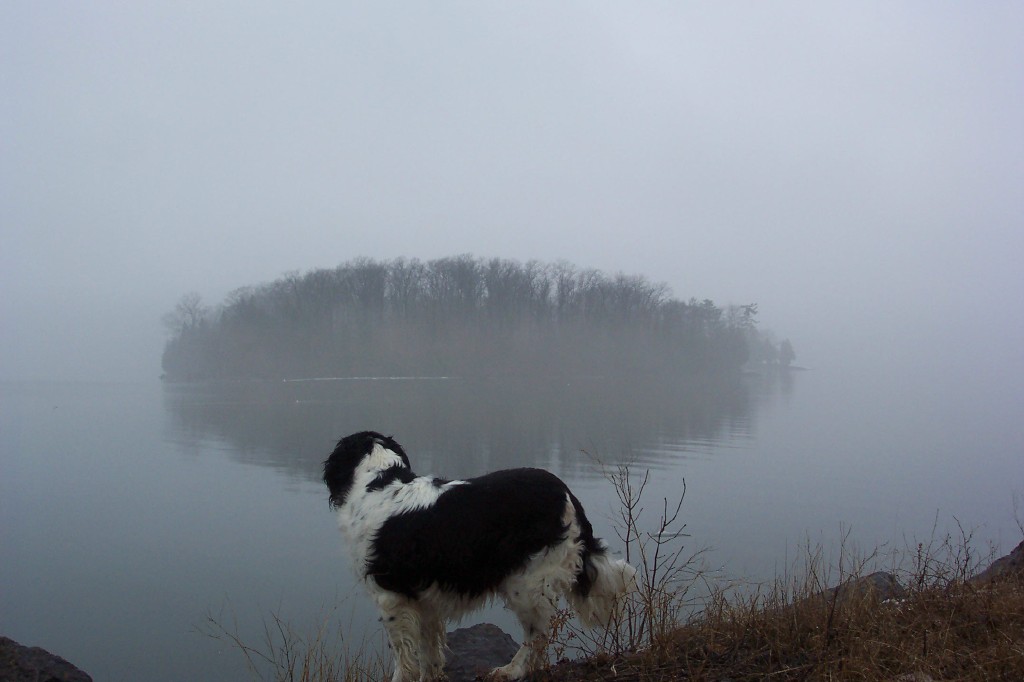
[{"left": 1, "top": 365, "right": 1021, "bottom": 681}]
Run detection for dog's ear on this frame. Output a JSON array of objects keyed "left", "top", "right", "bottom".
[
  {"left": 323, "top": 432, "right": 375, "bottom": 508},
  {"left": 372, "top": 433, "right": 411, "bottom": 469}
]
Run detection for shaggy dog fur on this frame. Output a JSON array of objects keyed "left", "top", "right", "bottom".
[{"left": 323, "top": 431, "right": 636, "bottom": 681}]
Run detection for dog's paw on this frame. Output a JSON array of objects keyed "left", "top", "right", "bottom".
[{"left": 486, "top": 663, "right": 525, "bottom": 681}]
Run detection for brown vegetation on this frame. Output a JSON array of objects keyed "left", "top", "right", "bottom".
[
  {"left": 541, "top": 553, "right": 1024, "bottom": 681},
  {"left": 539, "top": 468, "right": 1024, "bottom": 681}
]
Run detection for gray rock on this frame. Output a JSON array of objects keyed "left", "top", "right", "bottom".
[
  {"left": 445, "top": 623, "right": 520, "bottom": 682},
  {"left": 821, "top": 571, "right": 906, "bottom": 603},
  {"left": 971, "top": 539, "right": 1024, "bottom": 583},
  {"left": 0, "top": 636, "right": 92, "bottom": 682}
]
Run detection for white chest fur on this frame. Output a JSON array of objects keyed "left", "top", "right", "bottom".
[{"left": 335, "top": 444, "right": 463, "bottom": 580}]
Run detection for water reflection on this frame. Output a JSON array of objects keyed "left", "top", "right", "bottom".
[{"left": 162, "top": 373, "right": 773, "bottom": 482}]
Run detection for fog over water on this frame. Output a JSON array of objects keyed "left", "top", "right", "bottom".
[
  {"left": 2, "top": 2, "right": 1022, "bottom": 387},
  {"left": 1, "top": 4, "right": 1022, "bottom": 679}
]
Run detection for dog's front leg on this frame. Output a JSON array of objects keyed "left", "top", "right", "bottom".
[{"left": 377, "top": 594, "right": 423, "bottom": 682}]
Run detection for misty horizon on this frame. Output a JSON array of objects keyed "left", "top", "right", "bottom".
[{"left": 2, "top": 3, "right": 1021, "bottom": 388}]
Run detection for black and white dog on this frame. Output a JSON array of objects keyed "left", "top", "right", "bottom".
[{"left": 323, "top": 431, "right": 636, "bottom": 681}]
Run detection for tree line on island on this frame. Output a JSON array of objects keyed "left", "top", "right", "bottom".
[{"left": 161, "top": 255, "right": 795, "bottom": 381}]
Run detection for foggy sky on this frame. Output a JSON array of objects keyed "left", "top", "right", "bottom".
[{"left": 2, "top": 2, "right": 1022, "bottom": 383}]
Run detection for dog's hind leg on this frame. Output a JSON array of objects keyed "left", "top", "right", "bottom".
[
  {"left": 493, "top": 576, "right": 559, "bottom": 680},
  {"left": 418, "top": 611, "right": 446, "bottom": 681},
  {"left": 376, "top": 593, "right": 423, "bottom": 682}
]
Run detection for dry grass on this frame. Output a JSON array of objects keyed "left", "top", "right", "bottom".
[
  {"left": 541, "top": 470, "right": 1024, "bottom": 682},
  {"left": 198, "top": 604, "right": 389, "bottom": 682},
  {"left": 542, "top": 570, "right": 1024, "bottom": 681}
]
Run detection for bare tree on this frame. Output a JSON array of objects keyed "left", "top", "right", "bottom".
[{"left": 162, "top": 292, "right": 208, "bottom": 336}]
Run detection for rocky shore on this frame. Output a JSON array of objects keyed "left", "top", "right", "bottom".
[
  {"left": 0, "top": 636, "right": 92, "bottom": 682},
  {"left": 4, "top": 540, "right": 1020, "bottom": 682}
]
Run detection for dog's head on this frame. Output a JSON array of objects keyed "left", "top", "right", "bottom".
[{"left": 323, "top": 431, "right": 411, "bottom": 508}]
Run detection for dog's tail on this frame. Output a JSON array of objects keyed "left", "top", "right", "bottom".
[
  {"left": 569, "top": 549, "right": 637, "bottom": 628},
  {"left": 566, "top": 492, "right": 638, "bottom": 629}
]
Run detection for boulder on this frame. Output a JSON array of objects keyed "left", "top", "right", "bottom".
[
  {"left": 0, "top": 636, "right": 92, "bottom": 682},
  {"left": 445, "top": 623, "right": 520, "bottom": 682},
  {"left": 821, "top": 571, "right": 906, "bottom": 603},
  {"left": 971, "top": 539, "right": 1024, "bottom": 583}
]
